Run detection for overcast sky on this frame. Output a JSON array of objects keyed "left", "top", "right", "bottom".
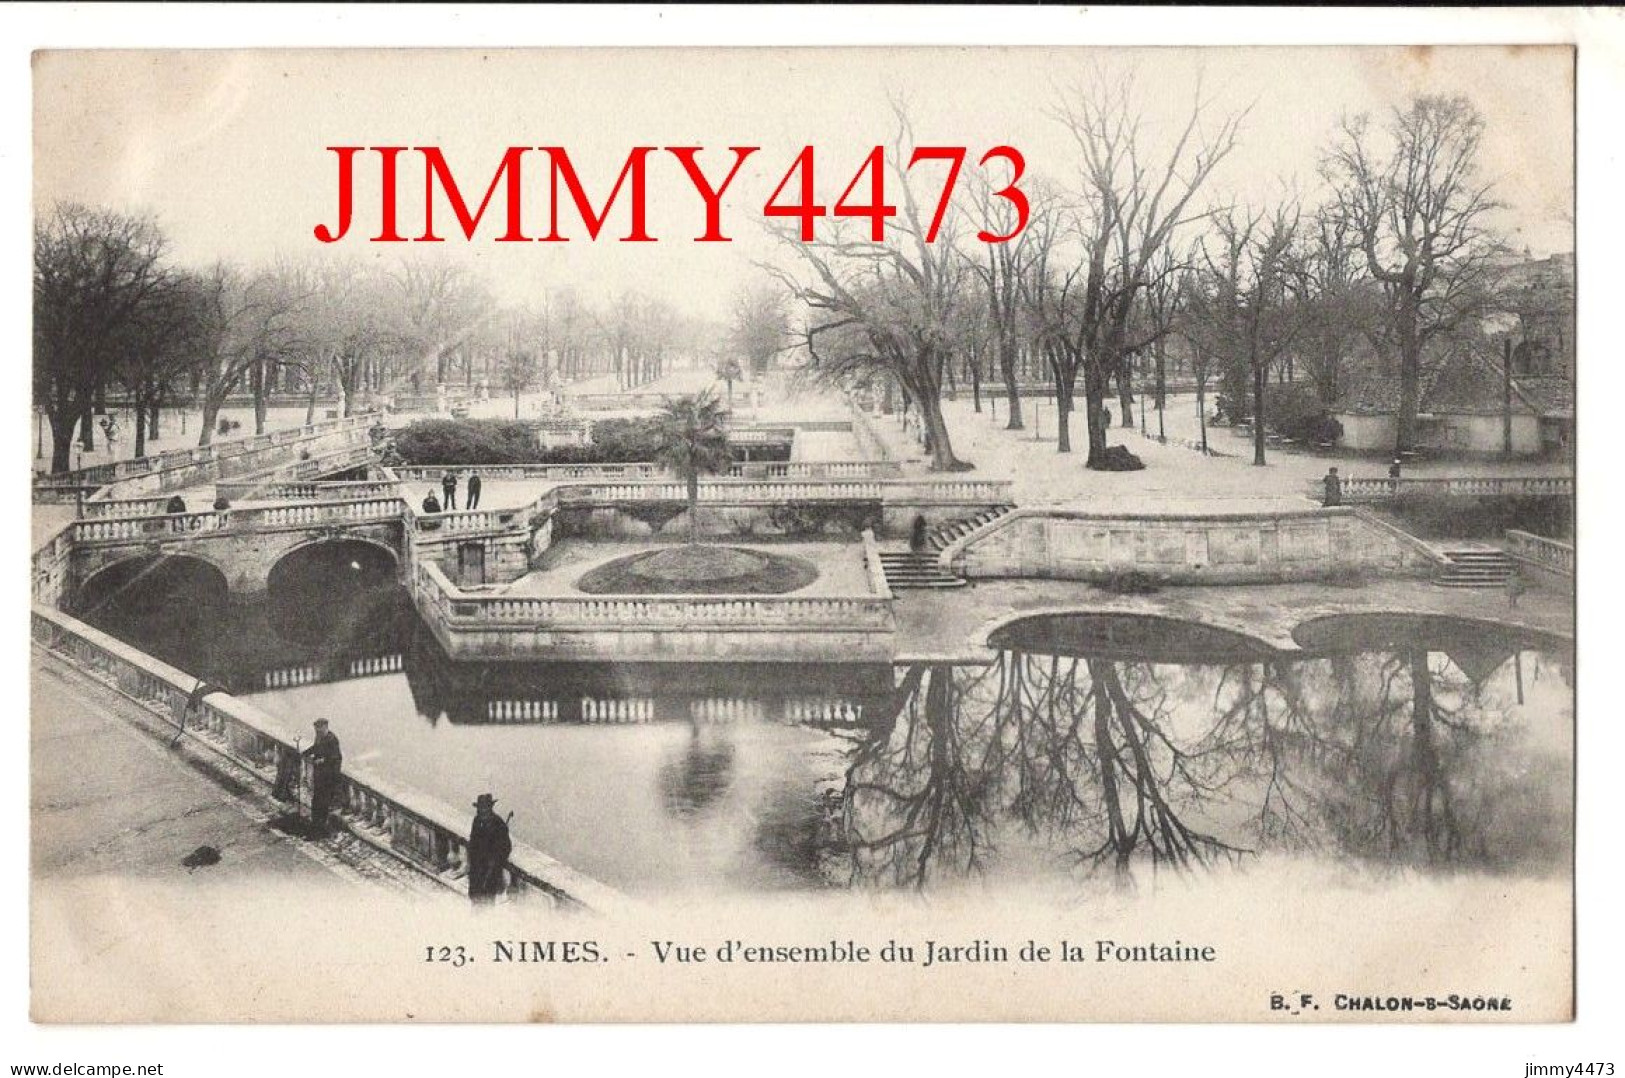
[{"left": 34, "top": 46, "right": 1573, "bottom": 321}]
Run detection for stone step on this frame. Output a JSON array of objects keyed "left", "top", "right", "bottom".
[{"left": 878, "top": 552, "right": 967, "bottom": 590}]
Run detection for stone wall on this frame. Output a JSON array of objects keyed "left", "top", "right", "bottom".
[{"left": 944, "top": 506, "right": 1446, "bottom": 584}]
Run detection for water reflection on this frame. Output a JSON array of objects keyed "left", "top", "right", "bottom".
[
  {"left": 69, "top": 562, "right": 1572, "bottom": 896},
  {"left": 831, "top": 614, "right": 1572, "bottom": 889}
]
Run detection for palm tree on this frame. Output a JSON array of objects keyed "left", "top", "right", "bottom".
[{"left": 652, "top": 390, "right": 732, "bottom": 543}]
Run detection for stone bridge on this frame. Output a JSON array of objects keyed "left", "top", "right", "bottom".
[{"left": 67, "top": 498, "right": 408, "bottom": 600}]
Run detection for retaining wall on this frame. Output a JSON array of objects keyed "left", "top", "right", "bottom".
[{"left": 943, "top": 506, "right": 1447, "bottom": 584}]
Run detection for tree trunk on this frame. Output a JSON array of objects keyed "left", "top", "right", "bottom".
[
  {"left": 1083, "top": 362, "right": 1109, "bottom": 468},
  {"left": 305, "top": 377, "right": 319, "bottom": 426},
  {"left": 1394, "top": 290, "right": 1421, "bottom": 455},
  {"left": 132, "top": 396, "right": 148, "bottom": 458},
  {"left": 1155, "top": 342, "right": 1167, "bottom": 441},
  {"left": 1117, "top": 356, "right": 1134, "bottom": 427},
  {"left": 148, "top": 402, "right": 161, "bottom": 441},
  {"left": 79, "top": 405, "right": 95, "bottom": 451},
  {"left": 919, "top": 392, "right": 967, "bottom": 471},
  {"left": 1055, "top": 375, "right": 1072, "bottom": 454},
  {"left": 969, "top": 348, "right": 982, "bottom": 414},
  {"left": 998, "top": 333, "right": 1023, "bottom": 430},
  {"left": 252, "top": 357, "right": 269, "bottom": 435},
  {"left": 198, "top": 394, "right": 223, "bottom": 447},
  {"left": 687, "top": 472, "right": 699, "bottom": 544},
  {"left": 1196, "top": 376, "right": 1209, "bottom": 454},
  {"left": 1252, "top": 353, "right": 1267, "bottom": 467},
  {"left": 49, "top": 410, "right": 78, "bottom": 474}
]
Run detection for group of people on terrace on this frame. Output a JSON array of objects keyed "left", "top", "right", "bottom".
[
  {"left": 419, "top": 471, "right": 483, "bottom": 515},
  {"left": 278, "top": 716, "right": 512, "bottom": 906}
]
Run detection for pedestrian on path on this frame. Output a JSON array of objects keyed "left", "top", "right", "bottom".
[
  {"left": 467, "top": 793, "right": 512, "bottom": 906},
  {"left": 301, "top": 718, "right": 343, "bottom": 837},
  {"left": 466, "top": 473, "right": 482, "bottom": 510},
  {"left": 1321, "top": 467, "right": 1342, "bottom": 507},
  {"left": 1506, "top": 568, "right": 1527, "bottom": 609},
  {"left": 441, "top": 471, "right": 458, "bottom": 511}
]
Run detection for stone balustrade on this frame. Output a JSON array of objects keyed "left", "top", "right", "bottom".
[
  {"left": 414, "top": 560, "right": 893, "bottom": 633},
  {"left": 1313, "top": 476, "right": 1575, "bottom": 502},
  {"left": 216, "top": 478, "right": 398, "bottom": 503},
  {"left": 69, "top": 497, "right": 406, "bottom": 544},
  {"left": 861, "top": 528, "right": 893, "bottom": 601},
  {"left": 41, "top": 413, "right": 375, "bottom": 488},
  {"left": 79, "top": 495, "right": 180, "bottom": 520},
  {"left": 30, "top": 602, "right": 626, "bottom": 913},
  {"left": 1506, "top": 529, "right": 1575, "bottom": 576},
  {"left": 729, "top": 460, "right": 903, "bottom": 479},
  {"left": 391, "top": 463, "right": 665, "bottom": 482},
  {"left": 555, "top": 477, "right": 1012, "bottom": 505}
]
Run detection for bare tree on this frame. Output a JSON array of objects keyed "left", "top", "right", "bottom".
[
  {"left": 1187, "top": 203, "right": 1302, "bottom": 466},
  {"left": 963, "top": 167, "right": 1053, "bottom": 431},
  {"left": 1051, "top": 70, "right": 1247, "bottom": 468},
  {"left": 771, "top": 103, "right": 974, "bottom": 472},
  {"left": 1322, "top": 94, "right": 1505, "bottom": 455},
  {"left": 33, "top": 203, "right": 172, "bottom": 472}
]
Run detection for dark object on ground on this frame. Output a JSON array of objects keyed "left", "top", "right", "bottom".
[
  {"left": 182, "top": 845, "right": 221, "bottom": 871},
  {"left": 213, "top": 496, "right": 230, "bottom": 511},
  {"left": 1094, "top": 569, "right": 1161, "bottom": 595},
  {"left": 165, "top": 495, "right": 187, "bottom": 514},
  {"left": 1090, "top": 446, "right": 1145, "bottom": 471}
]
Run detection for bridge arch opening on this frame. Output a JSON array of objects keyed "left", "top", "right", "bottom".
[
  {"left": 986, "top": 611, "right": 1278, "bottom": 665},
  {"left": 74, "top": 554, "right": 230, "bottom": 643},
  {"left": 266, "top": 539, "right": 402, "bottom": 646}
]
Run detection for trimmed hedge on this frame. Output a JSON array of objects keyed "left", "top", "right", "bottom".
[{"left": 392, "top": 418, "right": 670, "bottom": 466}]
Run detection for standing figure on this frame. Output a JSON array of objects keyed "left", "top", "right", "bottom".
[
  {"left": 466, "top": 793, "right": 512, "bottom": 905},
  {"left": 466, "top": 472, "right": 482, "bottom": 511},
  {"left": 1506, "top": 568, "right": 1528, "bottom": 609},
  {"left": 1321, "top": 467, "right": 1342, "bottom": 507},
  {"left": 302, "top": 718, "right": 343, "bottom": 837},
  {"left": 441, "top": 471, "right": 458, "bottom": 511},
  {"left": 909, "top": 514, "right": 929, "bottom": 554}
]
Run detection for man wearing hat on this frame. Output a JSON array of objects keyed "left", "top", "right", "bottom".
[
  {"left": 467, "top": 793, "right": 512, "bottom": 905},
  {"left": 301, "top": 718, "right": 343, "bottom": 837}
]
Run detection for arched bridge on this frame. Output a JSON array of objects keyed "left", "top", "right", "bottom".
[{"left": 68, "top": 498, "right": 408, "bottom": 600}]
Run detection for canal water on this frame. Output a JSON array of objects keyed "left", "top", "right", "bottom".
[{"left": 72, "top": 551, "right": 1574, "bottom": 898}]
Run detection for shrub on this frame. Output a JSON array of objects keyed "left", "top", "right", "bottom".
[
  {"left": 1090, "top": 445, "right": 1145, "bottom": 471},
  {"left": 391, "top": 417, "right": 760, "bottom": 467}
]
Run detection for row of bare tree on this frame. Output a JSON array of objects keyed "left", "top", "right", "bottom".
[
  {"left": 33, "top": 211, "right": 710, "bottom": 473},
  {"left": 770, "top": 84, "right": 1511, "bottom": 472}
]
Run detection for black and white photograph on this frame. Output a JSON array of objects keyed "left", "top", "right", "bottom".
[{"left": 11, "top": 7, "right": 1612, "bottom": 1063}]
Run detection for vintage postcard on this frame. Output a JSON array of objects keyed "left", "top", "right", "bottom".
[{"left": 27, "top": 38, "right": 1581, "bottom": 1033}]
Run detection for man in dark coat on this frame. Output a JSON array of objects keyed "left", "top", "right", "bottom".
[
  {"left": 421, "top": 490, "right": 442, "bottom": 514},
  {"left": 467, "top": 793, "right": 512, "bottom": 905},
  {"left": 466, "top": 473, "right": 482, "bottom": 511},
  {"left": 302, "top": 718, "right": 343, "bottom": 836},
  {"left": 441, "top": 471, "right": 458, "bottom": 511},
  {"left": 1321, "top": 467, "right": 1342, "bottom": 507}
]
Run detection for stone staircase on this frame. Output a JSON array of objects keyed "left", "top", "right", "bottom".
[
  {"left": 877, "top": 550, "right": 966, "bottom": 590},
  {"left": 878, "top": 505, "right": 1016, "bottom": 591},
  {"left": 1435, "top": 547, "right": 1519, "bottom": 588},
  {"left": 926, "top": 504, "right": 1017, "bottom": 552}
]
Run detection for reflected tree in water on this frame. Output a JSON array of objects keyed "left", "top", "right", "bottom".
[
  {"left": 658, "top": 722, "right": 738, "bottom": 819},
  {"left": 833, "top": 642, "right": 1569, "bottom": 889}
]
